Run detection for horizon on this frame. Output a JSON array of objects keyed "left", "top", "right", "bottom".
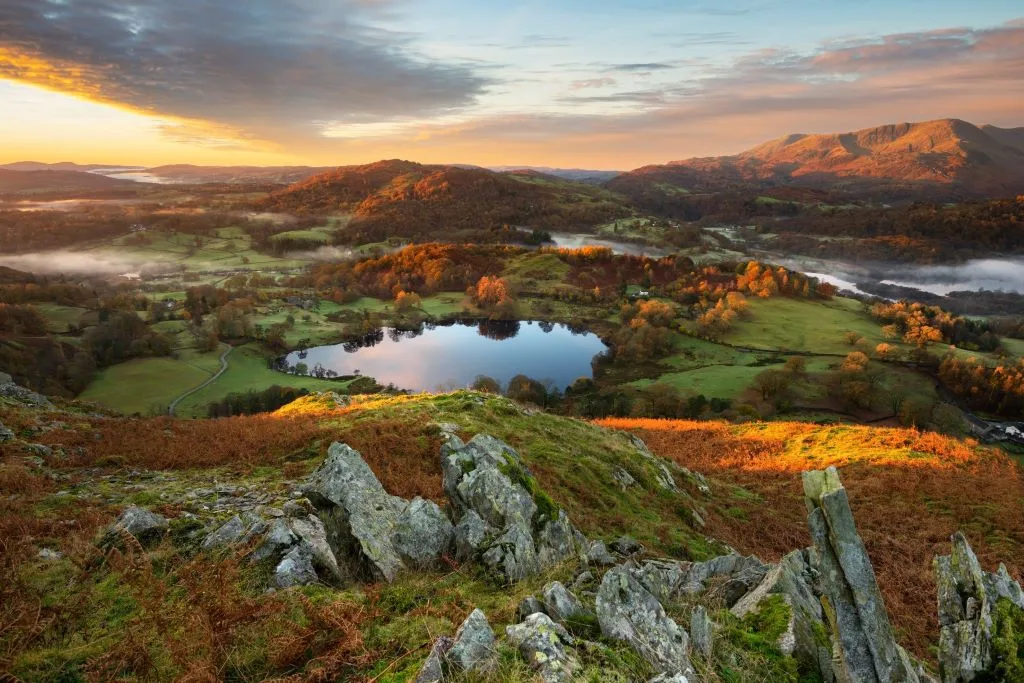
[{"left": 2, "top": 1, "right": 1023, "bottom": 168}]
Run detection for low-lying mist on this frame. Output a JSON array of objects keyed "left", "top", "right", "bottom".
[{"left": 0, "top": 251, "right": 177, "bottom": 277}]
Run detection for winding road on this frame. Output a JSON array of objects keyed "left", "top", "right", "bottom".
[{"left": 168, "top": 344, "right": 233, "bottom": 416}]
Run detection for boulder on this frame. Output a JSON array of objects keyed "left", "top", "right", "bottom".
[
  {"left": 101, "top": 506, "right": 169, "bottom": 549},
  {"left": 536, "top": 510, "right": 579, "bottom": 567},
  {"left": 202, "top": 515, "right": 248, "bottom": 550},
  {"left": 453, "top": 510, "right": 489, "bottom": 560},
  {"left": 518, "top": 595, "right": 547, "bottom": 621},
  {"left": 612, "top": 466, "right": 637, "bottom": 490},
  {"left": 542, "top": 581, "right": 590, "bottom": 624},
  {"left": 689, "top": 606, "right": 713, "bottom": 659},
  {"left": 611, "top": 535, "right": 644, "bottom": 557},
  {"left": 803, "top": 467, "right": 918, "bottom": 683},
  {"left": 481, "top": 522, "right": 539, "bottom": 582},
  {"left": 302, "top": 442, "right": 408, "bottom": 582},
  {"left": 628, "top": 434, "right": 677, "bottom": 491},
  {"left": 506, "top": 612, "right": 579, "bottom": 682},
  {"left": 251, "top": 517, "right": 298, "bottom": 562},
  {"left": 275, "top": 544, "right": 318, "bottom": 588},
  {"left": 248, "top": 514, "right": 343, "bottom": 586},
  {"left": 392, "top": 497, "right": 453, "bottom": 569},
  {"left": 413, "top": 636, "right": 453, "bottom": 683},
  {"left": 0, "top": 421, "right": 14, "bottom": 444},
  {"left": 0, "top": 375, "right": 52, "bottom": 408},
  {"left": 448, "top": 608, "right": 496, "bottom": 673},
  {"left": 597, "top": 566, "right": 693, "bottom": 676},
  {"left": 587, "top": 540, "right": 617, "bottom": 567},
  {"left": 935, "top": 531, "right": 1024, "bottom": 683},
  {"left": 631, "top": 554, "right": 767, "bottom": 606}
]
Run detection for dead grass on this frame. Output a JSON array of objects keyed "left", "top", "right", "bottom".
[{"left": 595, "top": 417, "right": 1024, "bottom": 658}]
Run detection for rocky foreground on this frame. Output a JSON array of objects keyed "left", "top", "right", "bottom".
[{"left": 3, "top": 380, "right": 1024, "bottom": 681}]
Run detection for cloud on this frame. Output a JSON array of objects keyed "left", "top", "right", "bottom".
[
  {"left": 0, "top": 0, "right": 489, "bottom": 146},
  {"left": 607, "top": 62, "right": 677, "bottom": 73},
  {"left": 569, "top": 77, "right": 618, "bottom": 91}
]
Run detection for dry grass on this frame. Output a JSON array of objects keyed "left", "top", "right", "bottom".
[{"left": 595, "top": 417, "right": 1024, "bottom": 658}]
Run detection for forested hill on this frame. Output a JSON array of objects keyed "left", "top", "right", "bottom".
[{"left": 259, "top": 160, "right": 633, "bottom": 242}]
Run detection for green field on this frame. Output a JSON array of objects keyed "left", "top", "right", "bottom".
[
  {"left": 724, "top": 296, "right": 899, "bottom": 355},
  {"left": 79, "top": 354, "right": 221, "bottom": 415},
  {"left": 1003, "top": 338, "right": 1024, "bottom": 359},
  {"left": 34, "top": 304, "right": 90, "bottom": 333},
  {"left": 173, "top": 343, "right": 354, "bottom": 418}
]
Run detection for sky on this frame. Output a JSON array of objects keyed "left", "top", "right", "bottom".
[{"left": 1, "top": 0, "right": 1022, "bottom": 170}]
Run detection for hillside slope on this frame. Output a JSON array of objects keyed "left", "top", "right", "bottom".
[
  {"left": 611, "top": 118, "right": 1024, "bottom": 200},
  {"left": 260, "top": 160, "right": 633, "bottom": 241},
  {"left": 0, "top": 169, "right": 138, "bottom": 194}
]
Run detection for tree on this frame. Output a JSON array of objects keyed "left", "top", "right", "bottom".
[
  {"left": 874, "top": 343, "right": 900, "bottom": 361},
  {"left": 471, "top": 375, "right": 501, "bottom": 394},
  {"left": 394, "top": 290, "right": 421, "bottom": 312},
  {"left": 753, "top": 369, "right": 790, "bottom": 400},
  {"left": 783, "top": 356, "right": 807, "bottom": 375}
]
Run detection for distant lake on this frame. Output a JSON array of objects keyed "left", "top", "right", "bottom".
[{"left": 283, "top": 320, "right": 608, "bottom": 392}]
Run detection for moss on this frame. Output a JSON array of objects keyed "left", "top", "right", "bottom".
[
  {"left": 168, "top": 515, "right": 206, "bottom": 551},
  {"left": 714, "top": 595, "right": 803, "bottom": 683},
  {"left": 980, "top": 598, "right": 1024, "bottom": 682}
]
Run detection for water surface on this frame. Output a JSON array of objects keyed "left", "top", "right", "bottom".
[{"left": 283, "top": 320, "right": 607, "bottom": 392}]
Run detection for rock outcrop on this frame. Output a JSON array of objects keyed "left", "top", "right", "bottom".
[
  {"left": 506, "top": 612, "right": 579, "bottom": 682},
  {"left": 597, "top": 565, "right": 694, "bottom": 677},
  {"left": 101, "top": 506, "right": 169, "bottom": 549},
  {"left": 441, "top": 433, "right": 585, "bottom": 582},
  {"left": 0, "top": 373, "right": 52, "bottom": 408},
  {"left": 542, "top": 581, "right": 590, "bottom": 624},
  {"left": 302, "top": 442, "right": 409, "bottom": 582},
  {"left": 803, "top": 467, "right": 920, "bottom": 683},
  {"left": 392, "top": 497, "right": 453, "bottom": 569},
  {"left": 631, "top": 553, "right": 768, "bottom": 606},
  {"left": 448, "top": 608, "right": 496, "bottom": 674},
  {"left": 935, "top": 531, "right": 1024, "bottom": 682}
]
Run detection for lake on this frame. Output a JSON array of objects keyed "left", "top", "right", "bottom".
[{"left": 282, "top": 320, "right": 608, "bottom": 392}]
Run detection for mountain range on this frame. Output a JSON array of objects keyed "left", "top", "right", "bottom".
[{"left": 4, "top": 118, "right": 1024, "bottom": 201}]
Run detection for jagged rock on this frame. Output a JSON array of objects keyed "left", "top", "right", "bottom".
[
  {"left": 289, "top": 514, "right": 344, "bottom": 585},
  {"left": 202, "top": 515, "right": 248, "bottom": 550},
  {"left": 732, "top": 549, "right": 833, "bottom": 681},
  {"left": 275, "top": 544, "right": 318, "bottom": 588},
  {"left": 506, "top": 612, "right": 579, "bottom": 682},
  {"left": 392, "top": 497, "right": 453, "bottom": 568},
  {"left": 803, "top": 467, "right": 918, "bottom": 683},
  {"left": 611, "top": 535, "right": 644, "bottom": 556},
  {"left": 612, "top": 466, "right": 637, "bottom": 490},
  {"left": 247, "top": 514, "right": 343, "bottom": 586},
  {"left": 481, "top": 522, "right": 539, "bottom": 582},
  {"left": 587, "top": 540, "right": 617, "bottom": 566},
  {"left": 632, "top": 554, "right": 767, "bottom": 606},
  {"left": 413, "top": 636, "right": 453, "bottom": 683},
  {"left": 597, "top": 566, "right": 693, "bottom": 676},
  {"left": 453, "top": 510, "right": 488, "bottom": 560},
  {"left": 251, "top": 518, "right": 298, "bottom": 562},
  {"left": 536, "top": 510, "right": 579, "bottom": 567},
  {"left": 101, "top": 506, "right": 169, "bottom": 549},
  {"left": 282, "top": 499, "right": 310, "bottom": 517},
  {"left": 628, "top": 434, "right": 677, "bottom": 491},
  {"left": 542, "top": 581, "right": 590, "bottom": 623},
  {"left": 0, "top": 421, "right": 15, "bottom": 443},
  {"left": 0, "top": 375, "right": 52, "bottom": 408},
  {"left": 448, "top": 608, "right": 496, "bottom": 673},
  {"left": 25, "top": 443, "right": 52, "bottom": 458},
  {"left": 935, "top": 531, "right": 1024, "bottom": 683},
  {"left": 690, "top": 606, "right": 713, "bottom": 658},
  {"left": 648, "top": 674, "right": 689, "bottom": 683},
  {"left": 518, "top": 595, "right": 547, "bottom": 621},
  {"left": 442, "top": 433, "right": 587, "bottom": 582},
  {"left": 302, "top": 442, "right": 407, "bottom": 582},
  {"left": 572, "top": 571, "right": 595, "bottom": 590}
]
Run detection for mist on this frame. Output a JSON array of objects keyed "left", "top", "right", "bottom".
[
  {"left": 879, "top": 258, "right": 1024, "bottom": 295},
  {"left": 0, "top": 251, "right": 176, "bottom": 277}
]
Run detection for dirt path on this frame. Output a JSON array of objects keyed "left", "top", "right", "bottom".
[{"left": 168, "top": 344, "right": 233, "bottom": 416}]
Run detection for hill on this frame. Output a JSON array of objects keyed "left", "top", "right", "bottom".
[
  {"left": 2, "top": 387, "right": 1023, "bottom": 680},
  {"left": 0, "top": 169, "right": 139, "bottom": 195},
  {"left": 610, "top": 118, "right": 1024, "bottom": 201},
  {"left": 0, "top": 161, "right": 130, "bottom": 172},
  {"left": 260, "top": 160, "right": 633, "bottom": 242},
  {"left": 142, "top": 164, "right": 330, "bottom": 184}
]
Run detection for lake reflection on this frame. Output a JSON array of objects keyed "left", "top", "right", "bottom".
[{"left": 283, "top": 320, "right": 608, "bottom": 392}]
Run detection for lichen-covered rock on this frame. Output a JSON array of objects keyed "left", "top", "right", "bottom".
[
  {"left": 441, "top": 433, "right": 587, "bottom": 583},
  {"left": 631, "top": 554, "right": 767, "bottom": 606},
  {"left": 481, "top": 522, "right": 539, "bottom": 582},
  {"left": 101, "top": 506, "right": 169, "bottom": 549},
  {"left": 803, "top": 467, "right": 918, "bottom": 683},
  {"left": 0, "top": 375, "right": 52, "bottom": 407},
  {"left": 0, "top": 421, "right": 15, "bottom": 443},
  {"left": 289, "top": 514, "right": 344, "bottom": 585},
  {"left": 506, "top": 612, "right": 579, "bottom": 683},
  {"left": 518, "top": 595, "right": 547, "bottom": 621},
  {"left": 202, "top": 515, "right": 248, "bottom": 550},
  {"left": 935, "top": 531, "right": 1024, "bottom": 683},
  {"left": 275, "top": 544, "right": 318, "bottom": 588},
  {"left": 597, "top": 566, "right": 693, "bottom": 676},
  {"left": 628, "top": 434, "right": 677, "bottom": 491},
  {"left": 689, "top": 606, "right": 713, "bottom": 659},
  {"left": 413, "top": 636, "right": 453, "bottom": 683},
  {"left": 611, "top": 535, "right": 644, "bottom": 557},
  {"left": 302, "top": 442, "right": 408, "bottom": 582},
  {"left": 392, "top": 497, "right": 453, "bottom": 569},
  {"left": 448, "top": 608, "right": 496, "bottom": 673},
  {"left": 453, "top": 510, "right": 489, "bottom": 560},
  {"left": 587, "top": 540, "right": 617, "bottom": 566},
  {"left": 542, "top": 581, "right": 590, "bottom": 624},
  {"left": 251, "top": 517, "right": 298, "bottom": 562},
  {"left": 612, "top": 466, "right": 637, "bottom": 490},
  {"left": 731, "top": 549, "right": 833, "bottom": 681}
]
